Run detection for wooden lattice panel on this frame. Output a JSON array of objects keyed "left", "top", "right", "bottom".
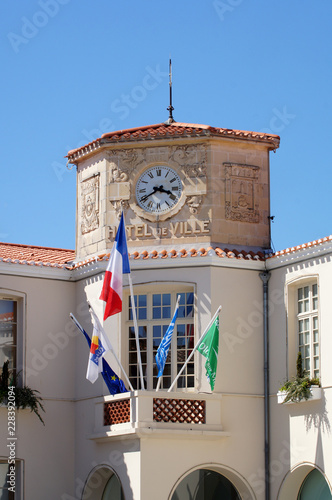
[
  {"left": 153, "top": 398, "right": 206, "bottom": 424},
  {"left": 104, "top": 399, "right": 131, "bottom": 426}
]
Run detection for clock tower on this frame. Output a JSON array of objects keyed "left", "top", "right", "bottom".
[{"left": 67, "top": 121, "right": 279, "bottom": 261}]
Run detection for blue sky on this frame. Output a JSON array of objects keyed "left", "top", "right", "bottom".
[{"left": 1, "top": 1, "right": 331, "bottom": 252}]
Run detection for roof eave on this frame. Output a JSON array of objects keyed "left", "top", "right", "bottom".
[{"left": 66, "top": 124, "right": 280, "bottom": 164}]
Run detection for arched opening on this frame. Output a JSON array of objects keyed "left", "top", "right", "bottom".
[
  {"left": 101, "top": 473, "right": 124, "bottom": 500},
  {"left": 298, "top": 469, "right": 332, "bottom": 500},
  {"left": 170, "top": 469, "right": 241, "bottom": 500},
  {"left": 83, "top": 465, "right": 124, "bottom": 500}
]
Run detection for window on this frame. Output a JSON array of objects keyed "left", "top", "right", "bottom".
[
  {"left": 171, "top": 469, "right": 241, "bottom": 500},
  {"left": 102, "top": 474, "right": 124, "bottom": 499},
  {"left": 0, "top": 300, "right": 17, "bottom": 376},
  {"left": 298, "top": 469, "right": 332, "bottom": 499},
  {"left": 126, "top": 286, "right": 195, "bottom": 390},
  {"left": 297, "top": 284, "right": 319, "bottom": 378},
  {"left": 0, "top": 461, "right": 16, "bottom": 500},
  {"left": 0, "top": 292, "right": 24, "bottom": 382}
]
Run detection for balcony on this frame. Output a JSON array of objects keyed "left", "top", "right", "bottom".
[{"left": 89, "top": 391, "right": 229, "bottom": 441}]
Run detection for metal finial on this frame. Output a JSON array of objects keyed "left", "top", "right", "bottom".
[{"left": 166, "top": 58, "right": 175, "bottom": 124}]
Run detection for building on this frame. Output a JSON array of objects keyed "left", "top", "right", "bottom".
[{"left": 0, "top": 121, "right": 331, "bottom": 499}]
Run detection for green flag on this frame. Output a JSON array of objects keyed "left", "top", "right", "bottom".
[{"left": 197, "top": 316, "right": 219, "bottom": 391}]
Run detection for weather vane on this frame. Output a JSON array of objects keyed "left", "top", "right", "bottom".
[{"left": 166, "top": 58, "right": 175, "bottom": 124}]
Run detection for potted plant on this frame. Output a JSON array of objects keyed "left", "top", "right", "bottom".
[
  {"left": 278, "top": 352, "right": 321, "bottom": 404},
  {"left": 0, "top": 361, "right": 45, "bottom": 424}
]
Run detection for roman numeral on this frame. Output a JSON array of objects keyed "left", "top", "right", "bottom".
[
  {"left": 172, "top": 186, "right": 178, "bottom": 191},
  {"left": 165, "top": 200, "right": 170, "bottom": 207},
  {"left": 147, "top": 201, "right": 153, "bottom": 208},
  {"left": 156, "top": 203, "right": 161, "bottom": 210},
  {"left": 148, "top": 172, "right": 154, "bottom": 179},
  {"left": 169, "top": 194, "right": 177, "bottom": 201},
  {"left": 139, "top": 188, "right": 146, "bottom": 193},
  {"left": 170, "top": 177, "right": 176, "bottom": 183},
  {"left": 141, "top": 180, "right": 148, "bottom": 184},
  {"left": 165, "top": 171, "right": 169, "bottom": 178},
  {"left": 156, "top": 169, "right": 161, "bottom": 176}
]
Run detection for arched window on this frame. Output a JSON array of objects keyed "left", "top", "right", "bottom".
[
  {"left": 83, "top": 466, "right": 124, "bottom": 500},
  {"left": 298, "top": 469, "right": 332, "bottom": 499},
  {"left": 101, "top": 473, "right": 124, "bottom": 500},
  {"left": 171, "top": 469, "right": 241, "bottom": 500}
]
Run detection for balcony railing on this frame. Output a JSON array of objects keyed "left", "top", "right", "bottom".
[{"left": 90, "top": 391, "right": 229, "bottom": 441}]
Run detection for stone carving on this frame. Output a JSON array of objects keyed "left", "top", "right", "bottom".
[
  {"left": 107, "top": 144, "right": 207, "bottom": 184},
  {"left": 170, "top": 144, "right": 207, "bottom": 177},
  {"left": 81, "top": 175, "right": 99, "bottom": 234},
  {"left": 106, "top": 145, "right": 207, "bottom": 221},
  {"left": 111, "top": 200, "right": 130, "bottom": 219},
  {"left": 186, "top": 195, "right": 203, "bottom": 214},
  {"left": 224, "top": 163, "right": 260, "bottom": 223},
  {"left": 111, "top": 166, "right": 129, "bottom": 183},
  {"left": 108, "top": 149, "right": 146, "bottom": 179}
]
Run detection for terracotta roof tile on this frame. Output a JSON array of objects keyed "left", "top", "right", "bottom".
[
  {"left": 268, "top": 235, "right": 332, "bottom": 259},
  {"left": 66, "top": 122, "right": 280, "bottom": 162},
  {"left": 0, "top": 242, "right": 75, "bottom": 268},
  {"left": 70, "top": 246, "right": 268, "bottom": 269},
  {"left": 1, "top": 236, "right": 331, "bottom": 271},
  {"left": 0, "top": 312, "right": 14, "bottom": 322}
]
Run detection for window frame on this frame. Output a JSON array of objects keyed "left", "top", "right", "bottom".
[
  {"left": 0, "top": 290, "right": 25, "bottom": 384},
  {"left": 297, "top": 283, "right": 319, "bottom": 378},
  {"left": 0, "top": 459, "right": 23, "bottom": 499},
  {"left": 286, "top": 276, "right": 320, "bottom": 380},
  {"left": 123, "top": 282, "right": 196, "bottom": 391}
]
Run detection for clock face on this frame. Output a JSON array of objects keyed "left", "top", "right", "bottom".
[{"left": 135, "top": 166, "right": 183, "bottom": 214}]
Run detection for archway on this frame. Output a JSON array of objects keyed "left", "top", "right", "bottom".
[
  {"left": 278, "top": 464, "right": 332, "bottom": 500},
  {"left": 82, "top": 465, "right": 124, "bottom": 500},
  {"left": 298, "top": 469, "right": 332, "bottom": 499},
  {"left": 170, "top": 466, "right": 255, "bottom": 500}
]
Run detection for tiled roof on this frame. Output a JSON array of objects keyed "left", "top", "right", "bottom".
[
  {"left": 72, "top": 247, "right": 266, "bottom": 269},
  {"left": 1, "top": 236, "right": 331, "bottom": 270},
  {"left": 66, "top": 122, "right": 280, "bottom": 162},
  {"left": 0, "top": 312, "right": 14, "bottom": 322},
  {"left": 267, "top": 235, "right": 332, "bottom": 258},
  {"left": 0, "top": 242, "right": 75, "bottom": 268}
]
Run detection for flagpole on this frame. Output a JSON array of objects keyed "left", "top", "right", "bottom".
[
  {"left": 156, "top": 374, "right": 162, "bottom": 392},
  {"left": 167, "top": 305, "right": 222, "bottom": 393},
  {"left": 72, "top": 310, "right": 135, "bottom": 392},
  {"left": 128, "top": 275, "right": 145, "bottom": 390},
  {"left": 156, "top": 295, "right": 181, "bottom": 392}
]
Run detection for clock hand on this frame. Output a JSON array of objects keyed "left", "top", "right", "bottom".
[
  {"left": 140, "top": 186, "right": 158, "bottom": 202},
  {"left": 156, "top": 185, "right": 172, "bottom": 196}
]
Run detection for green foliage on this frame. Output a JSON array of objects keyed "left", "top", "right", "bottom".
[
  {"left": 279, "top": 351, "right": 320, "bottom": 403},
  {"left": 0, "top": 361, "right": 45, "bottom": 424},
  {"left": 296, "top": 351, "right": 305, "bottom": 379},
  {"left": 280, "top": 376, "right": 312, "bottom": 403}
]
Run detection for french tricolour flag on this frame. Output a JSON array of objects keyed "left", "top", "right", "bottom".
[{"left": 99, "top": 212, "right": 130, "bottom": 320}]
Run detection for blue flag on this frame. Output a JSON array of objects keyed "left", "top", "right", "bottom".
[
  {"left": 155, "top": 297, "right": 180, "bottom": 378},
  {"left": 70, "top": 313, "right": 127, "bottom": 395}
]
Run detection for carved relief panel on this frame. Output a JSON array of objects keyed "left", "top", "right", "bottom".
[
  {"left": 224, "top": 163, "right": 260, "bottom": 223},
  {"left": 81, "top": 174, "right": 100, "bottom": 234},
  {"left": 106, "top": 144, "right": 208, "bottom": 223}
]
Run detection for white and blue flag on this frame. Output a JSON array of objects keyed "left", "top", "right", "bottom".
[{"left": 155, "top": 296, "right": 180, "bottom": 378}]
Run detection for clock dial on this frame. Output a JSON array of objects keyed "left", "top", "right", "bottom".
[{"left": 136, "top": 166, "right": 182, "bottom": 214}]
